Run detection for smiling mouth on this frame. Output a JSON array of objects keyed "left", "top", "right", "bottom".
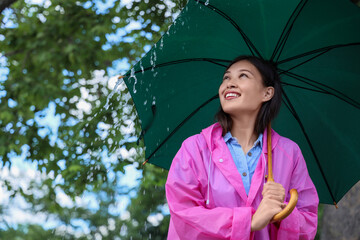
[{"left": 225, "top": 92, "right": 240, "bottom": 100}]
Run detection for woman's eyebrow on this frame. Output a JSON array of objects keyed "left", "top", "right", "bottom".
[
  {"left": 237, "top": 69, "right": 254, "bottom": 75},
  {"left": 224, "top": 69, "right": 254, "bottom": 75}
]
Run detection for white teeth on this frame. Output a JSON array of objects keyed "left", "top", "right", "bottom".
[{"left": 225, "top": 93, "right": 240, "bottom": 98}]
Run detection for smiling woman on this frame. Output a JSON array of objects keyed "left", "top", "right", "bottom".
[
  {"left": 216, "top": 56, "right": 282, "bottom": 137},
  {"left": 165, "top": 55, "right": 319, "bottom": 239}
]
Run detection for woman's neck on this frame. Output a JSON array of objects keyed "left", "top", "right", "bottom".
[{"left": 230, "top": 113, "right": 259, "bottom": 154}]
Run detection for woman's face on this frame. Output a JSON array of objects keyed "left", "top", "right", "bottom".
[{"left": 219, "top": 60, "right": 273, "bottom": 117}]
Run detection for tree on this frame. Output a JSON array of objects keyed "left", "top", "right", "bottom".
[{"left": 0, "top": 0, "right": 186, "bottom": 238}]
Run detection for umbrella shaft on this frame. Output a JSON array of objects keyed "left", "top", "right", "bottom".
[{"left": 267, "top": 123, "right": 274, "bottom": 182}]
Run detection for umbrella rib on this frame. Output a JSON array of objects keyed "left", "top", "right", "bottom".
[
  {"left": 271, "top": 0, "right": 309, "bottom": 62},
  {"left": 278, "top": 42, "right": 360, "bottom": 64},
  {"left": 281, "top": 82, "right": 328, "bottom": 94},
  {"left": 278, "top": 49, "right": 330, "bottom": 74},
  {"left": 195, "top": 0, "right": 262, "bottom": 58},
  {"left": 146, "top": 94, "right": 219, "bottom": 161},
  {"left": 281, "top": 88, "right": 337, "bottom": 204},
  {"left": 281, "top": 70, "right": 360, "bottom": 109}
]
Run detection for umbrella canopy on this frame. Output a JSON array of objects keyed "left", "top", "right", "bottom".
[{"left": 123, "top": 0, "right": 360, "bottom": 205}]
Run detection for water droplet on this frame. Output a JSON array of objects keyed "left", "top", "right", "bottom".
[
  {"left": 130, "top": 68, "right": 138, "bottom": 94},
  {"left": 150, "top": 53, "right": 154, "bottom": 66},
  {"left": 205, "top": 0, "right": 209, "bottom": 5},
  {"left": 153, "top": 51, "right": 157, "bottom": 62},
  {"left": 140, "top": 61, "right": 144, "bottom": 73},
  {"left": 167, "top": 127, "right": 170, "bottom": 132},
  {"left": 143, "top": 100, "right": 147, "bottom": 105},
  {"left": 160, "top": 38, "right": 164, "bottom": 49},
  {"left": 104, "top": 76, "right": 124, "bottom": 110}
]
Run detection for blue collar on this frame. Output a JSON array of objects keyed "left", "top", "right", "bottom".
[{"left": 224, "top": 131, "right": 263, "bottom": 149}]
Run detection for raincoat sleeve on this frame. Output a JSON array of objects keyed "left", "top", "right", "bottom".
[
  {"left": 166, "top": 136, "right": 255, "bottom": 240},
  {"left": 273, "top": 145, "right": 319, "bottom": 240}
]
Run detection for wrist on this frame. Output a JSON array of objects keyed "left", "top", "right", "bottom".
[{"left": 251, "top": 216, "right": 258, "bottom": 232}]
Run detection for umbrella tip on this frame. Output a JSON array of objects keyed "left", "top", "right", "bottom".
[
  {"left": 142, "top": 159, "right": 149, "bottom": 166},
  {"left": 333, "top": 201, "right": 339, "bottom": 209}
]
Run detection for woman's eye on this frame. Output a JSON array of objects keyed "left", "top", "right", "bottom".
[
  {"left": 239, "top": 73, "right": 248, "bottom": 78},
  {"left": 223, "top": 76, "right": 229, "bottom": 81}
]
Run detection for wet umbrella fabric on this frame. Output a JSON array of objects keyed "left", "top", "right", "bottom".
[{"left": 123, "top": 0, "right": 360, "bottom": 205}]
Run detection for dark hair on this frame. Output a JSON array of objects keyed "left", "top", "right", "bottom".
[{"left": 215, "top": 55, "right": 282, "bottom": 135}]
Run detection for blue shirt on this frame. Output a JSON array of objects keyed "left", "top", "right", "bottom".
[{"left": 223, "top": 132, "right": 263, "bottom": 195}]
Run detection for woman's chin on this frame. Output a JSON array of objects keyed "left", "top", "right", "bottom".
[{"left": 223, "top": 107, "right": 259, "bottom": 117}]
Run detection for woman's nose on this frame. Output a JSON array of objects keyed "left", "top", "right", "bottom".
[{"left": 226, "top": 79, "right": 236, "bottom": 88}]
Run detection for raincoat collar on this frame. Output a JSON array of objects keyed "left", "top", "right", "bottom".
[
  {"left": 201, "top": 123, "right": 280, "bottom": 154},
  {"left": 200, "top": 123, "right": 281, "bottom": 205}
]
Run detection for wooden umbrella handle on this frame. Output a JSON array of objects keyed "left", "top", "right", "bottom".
[
  {"left": 272, "top": 189, "right": 298, "bottom": 221},
  {"left": 267, "top": 124, "right": 298, "bottom": 222}
]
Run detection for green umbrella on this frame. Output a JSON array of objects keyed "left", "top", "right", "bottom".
[{"left": 123, "top": 0, "right": 360, "bottom": 205}]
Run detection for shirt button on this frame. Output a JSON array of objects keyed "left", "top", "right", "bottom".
[
  {"left": 248, "top": 152, "right": 252, "bottom": 156},
  {"left": 219, "top": 158, "right": 223, "bottom": 163},
  {"left": 242, "top": 172, "right": 247, "bottom": 177}
]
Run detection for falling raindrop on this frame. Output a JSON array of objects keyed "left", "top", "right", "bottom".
[
  {"left": 166, "top": 25, "right": 171, "bottom": 36},
  {"left": 205, "top": 0, "right": 209, "bottom": 5},
  {"left": 150, "top": 53, "right": 154, "bottom": 66},
  {"left": 152, "top": 96, "right": 156, "bottom": 105},
  {"left": 140, "top": 61, "right": 144, "bottom": 73},
  {"left": 130, "top": 68, "right": 138, "bottom": 94},
  {"left": 150, "top": 53, "right": 155, "bottom": 72},
  {"left": 160, "top": 38, "right": 164, "bottom": 49},
  {"left": 167, "top": 127, "right": 170, "bottom": 132},
  {"left": 104, "top": 76, "right": 124, "bottom": 110},
  {"left": 153, "top": 51, "right": 157, "bottom": 63},
  {"left": 143, "top": 100, "right": 148, "bottom": 105}
]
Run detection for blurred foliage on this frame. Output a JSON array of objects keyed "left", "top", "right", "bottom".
[{"left": 0, "top": 0, "right": 186, "bottom": 239}]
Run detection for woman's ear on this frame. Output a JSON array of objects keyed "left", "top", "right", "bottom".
[{"left": 263, "top": 87, "right": 275, "bottom": 102}]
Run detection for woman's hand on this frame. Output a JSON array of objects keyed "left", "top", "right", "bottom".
[{"left": 251, "top": 182, "right": 286, "bottom": 231}]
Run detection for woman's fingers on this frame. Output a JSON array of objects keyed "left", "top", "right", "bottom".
[
  {"left": 262, "top": 182, "right": 285, "bottom": 202},
  {"left": 251, "top": 197, "right": 285, "bottom": 231}
]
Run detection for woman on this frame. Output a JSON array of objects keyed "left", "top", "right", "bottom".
[{"left": 165, "top": 56, "right": 319, "bottom": 239}]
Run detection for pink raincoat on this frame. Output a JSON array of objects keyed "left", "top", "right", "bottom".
[{"left": 166, "top": 123, "right": 318, "bottom": 239}]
